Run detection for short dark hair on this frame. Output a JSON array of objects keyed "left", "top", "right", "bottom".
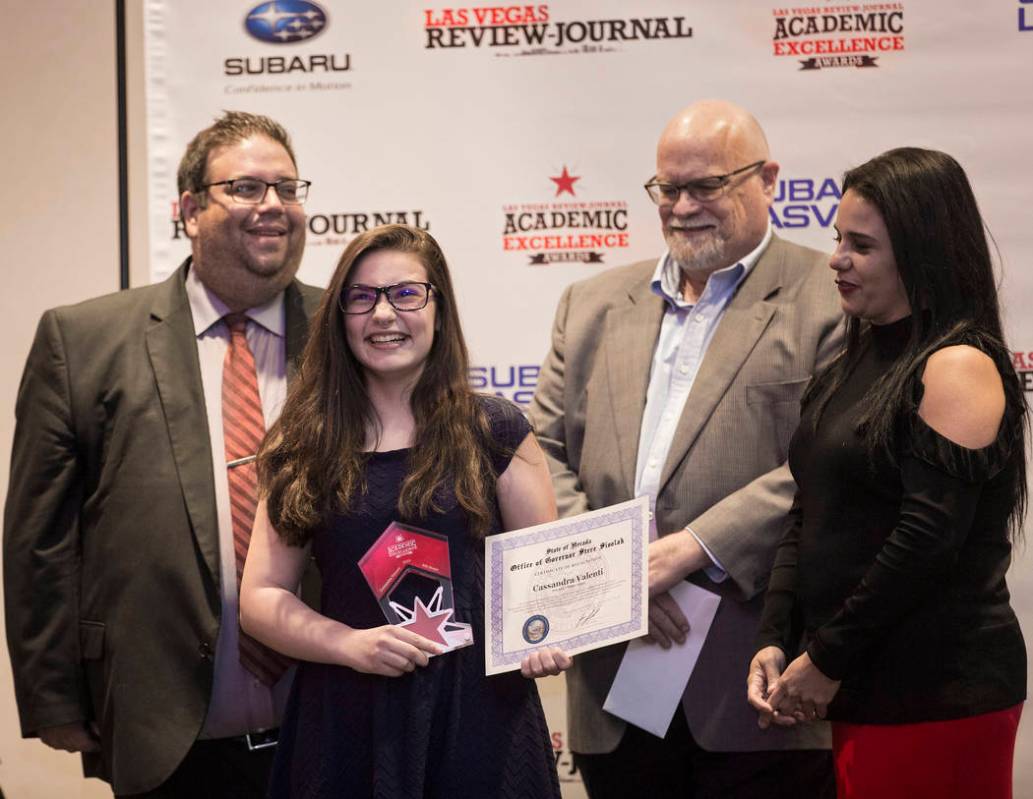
[{"left": 176, "top": 110, "right": 297, "bottom": 197}]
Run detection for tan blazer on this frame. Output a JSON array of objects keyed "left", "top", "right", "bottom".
[
  {"left": 3, "top": 262, "right": 322, "bottom": 794},
  {"left": 529, "top": 235, "right": 843, "bottom": 754}
]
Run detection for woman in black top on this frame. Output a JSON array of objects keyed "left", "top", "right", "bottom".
[{"left": 746, "top": 149, "right": 1027, "bottom": 798}]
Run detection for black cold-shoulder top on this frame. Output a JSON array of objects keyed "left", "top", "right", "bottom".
[{"left": 756, "top": 318, "right": 1027, "bottom": 724}]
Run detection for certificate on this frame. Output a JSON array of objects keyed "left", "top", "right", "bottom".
[{"left": 484, "top": 496, "right": 649, "bottom": 675}]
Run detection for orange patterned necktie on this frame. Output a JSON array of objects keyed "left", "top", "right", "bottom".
[{"left": 222, "top": 312, "right": 292, "bottom": 685}]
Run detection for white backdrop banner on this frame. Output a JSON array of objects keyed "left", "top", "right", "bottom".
[{"left": 144, "top": 2, "right": 1033, "bottom": 795}]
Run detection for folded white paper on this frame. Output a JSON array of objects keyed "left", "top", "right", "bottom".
[{"left": 602, "top": 581, "right": 721, "bottom": 737}]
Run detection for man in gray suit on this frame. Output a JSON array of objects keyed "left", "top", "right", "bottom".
[
  {"left": 529, "top": 100, "right": 843, "bottom": 797},
  {"left": 4, "top": 112, "right": 322, "bottom": 797}
]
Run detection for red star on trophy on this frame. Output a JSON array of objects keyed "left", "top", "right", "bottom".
[
  {"left": 392, "top": 587, "right": 472, "bottom": 649},
  {"left": 550, "top": 166, "right": 580, "bottom": 197}
]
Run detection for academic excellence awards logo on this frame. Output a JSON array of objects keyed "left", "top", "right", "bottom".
[
  {"left": 423, "top": 4, "right": 692, "bottom": 56},
  {"left": 502, "top": 166, "right": 629, "bottom": 265},
  {"left": 771, "top": 3, "right": 905, "bottom": 70},
  {"left": 1013, "top": 351, "right": 1033, "bottom": 392},
  {"left": 223, "top": 0, "right": 352, "bottom": 94}
]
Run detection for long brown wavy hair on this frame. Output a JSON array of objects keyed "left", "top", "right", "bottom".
[{"left": 258, "top": 224, "right": 498, "bottom": 545}]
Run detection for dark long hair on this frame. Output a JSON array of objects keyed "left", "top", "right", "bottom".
[
  {"left": 805, "top": 147, "right": 1027, "bottom": 535},
  {"left": 258, "top": 224, "right": 498, "bottom": 545}
]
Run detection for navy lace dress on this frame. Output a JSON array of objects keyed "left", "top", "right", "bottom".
[{"left": 268, "top": 397, "right": 562, "bottom": 798}]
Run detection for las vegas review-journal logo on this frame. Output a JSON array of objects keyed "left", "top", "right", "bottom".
[
  {"left": 224, "top": 0, "right": 352, "bottom": 88},
  {"left": 306, "top": 209, "right": 431, "bottom": 249},
  {"left": 244, "top": 0, "right": 327, "bottom": 44},
  {"left": 551, "top": 730, "right": 580, "bottom": 783},
  {"left": 423, "top": 4, "right": 692, "bottom": 56},
  {"left": 770, "top": 176, "right": 842, "bottom": 230},
  {"left": 502, "top": 166, "right": 629, "bottom": 265},
  {"left": 771, "top": 3, "right": 904, "bottom": 70},
  {"left": 168, "top": 202, "right": 430, "bottom": 245}
]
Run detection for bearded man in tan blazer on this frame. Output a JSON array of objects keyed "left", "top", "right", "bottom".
[{"left": 529, "top": 100, "right": 843, "bottom": 798}]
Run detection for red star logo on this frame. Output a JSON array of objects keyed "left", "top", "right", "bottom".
[
  {"left": 400, "top": 596, "right": 454, "bottom": 646},
  {"left": 550, "top": 166, "right": 580, "bottom": 197}
]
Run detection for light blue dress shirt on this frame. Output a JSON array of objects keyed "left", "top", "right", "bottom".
[{"left": 634, "top": 226, "right": 773, "bottom": 582}]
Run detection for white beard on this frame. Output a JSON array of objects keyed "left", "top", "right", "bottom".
[{"left": 664, "top": 228, "right": 727, "bottom": 277}]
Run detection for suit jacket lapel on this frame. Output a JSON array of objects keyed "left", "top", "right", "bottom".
[
  {"left": 657, "top": 239, "right": 786, "bottom": 494},
  {"left": 146, "top": 262, "right": 221, "bottom": 581},
  {"left": 604, "top": 278, "right": 666, "bottom": 498}
]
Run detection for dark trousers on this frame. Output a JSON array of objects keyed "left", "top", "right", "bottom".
[
  {"left": 574, "top": 711, "right": 835, "bottom": 799},
  {"left": 119, "top": 736, "right": 277, "bottom": 799}
]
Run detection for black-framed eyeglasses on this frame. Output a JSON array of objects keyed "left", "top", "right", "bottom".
[
  {"left": 202, "top": 177, "right": 312, "bottom": 205},
  {"left": 340, "top": 282, "right": 436, "bottom": 315},
  {"left": 644, "top": 161, "right": 766, "bottom": 205}
]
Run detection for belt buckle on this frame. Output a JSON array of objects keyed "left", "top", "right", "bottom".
[{"left": 245, "top": 729, "right": 278, "bottom": 751}]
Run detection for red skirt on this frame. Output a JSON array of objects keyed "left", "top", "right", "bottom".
[{"left": 832, "top": 704, "right": 1023, "bottom": 799}]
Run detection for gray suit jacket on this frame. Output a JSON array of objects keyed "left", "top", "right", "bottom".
[
  {"left": 2, "top": 262, "right": 322, "bottom": 794},
  {"left": 528, "top": 235, "right": 843, "bottom": 754}
]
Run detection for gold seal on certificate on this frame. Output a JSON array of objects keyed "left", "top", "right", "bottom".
[{"left": 484, "top": 496, "right": 650, "bottom": 675}]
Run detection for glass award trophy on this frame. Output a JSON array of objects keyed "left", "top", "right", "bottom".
[{"left": 358, "top": 521, "right": 473, "bottom": 653}]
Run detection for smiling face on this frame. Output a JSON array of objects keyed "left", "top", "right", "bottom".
[
  {"left": 656, "top": 103, "right": 776, "bottom": 284},
  {"left": 180, "top": 134, "right": 305, "bottom": 310},
  {"left": 830, "top": 189, "right": 911, "bottom": 325},
  {"left": 343, "top": 249, "right": 437, "bottom": 390}
]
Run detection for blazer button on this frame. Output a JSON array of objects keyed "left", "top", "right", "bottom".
[{"left": 199, "top": 641, "right": 213, "bottom": 662}]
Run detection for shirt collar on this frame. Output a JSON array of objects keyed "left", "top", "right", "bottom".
[
  {"left": 651, "top": 223, "right": 773, "bottom": 309},
  {"left": 184, "top": 261, "right": 286, "bottom": 338}
]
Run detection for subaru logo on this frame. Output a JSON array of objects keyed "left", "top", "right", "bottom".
[{"left": 245, "top": 1, "right": 328, "bottom": 44}]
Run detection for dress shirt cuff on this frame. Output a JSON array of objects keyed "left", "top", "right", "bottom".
[{"left": 687, "top": 526, "right": 728, "bottom": 583}]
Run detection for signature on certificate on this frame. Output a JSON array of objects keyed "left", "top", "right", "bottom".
[{"left": 577, "top": 606, "right": 601, "bottom": 627}]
